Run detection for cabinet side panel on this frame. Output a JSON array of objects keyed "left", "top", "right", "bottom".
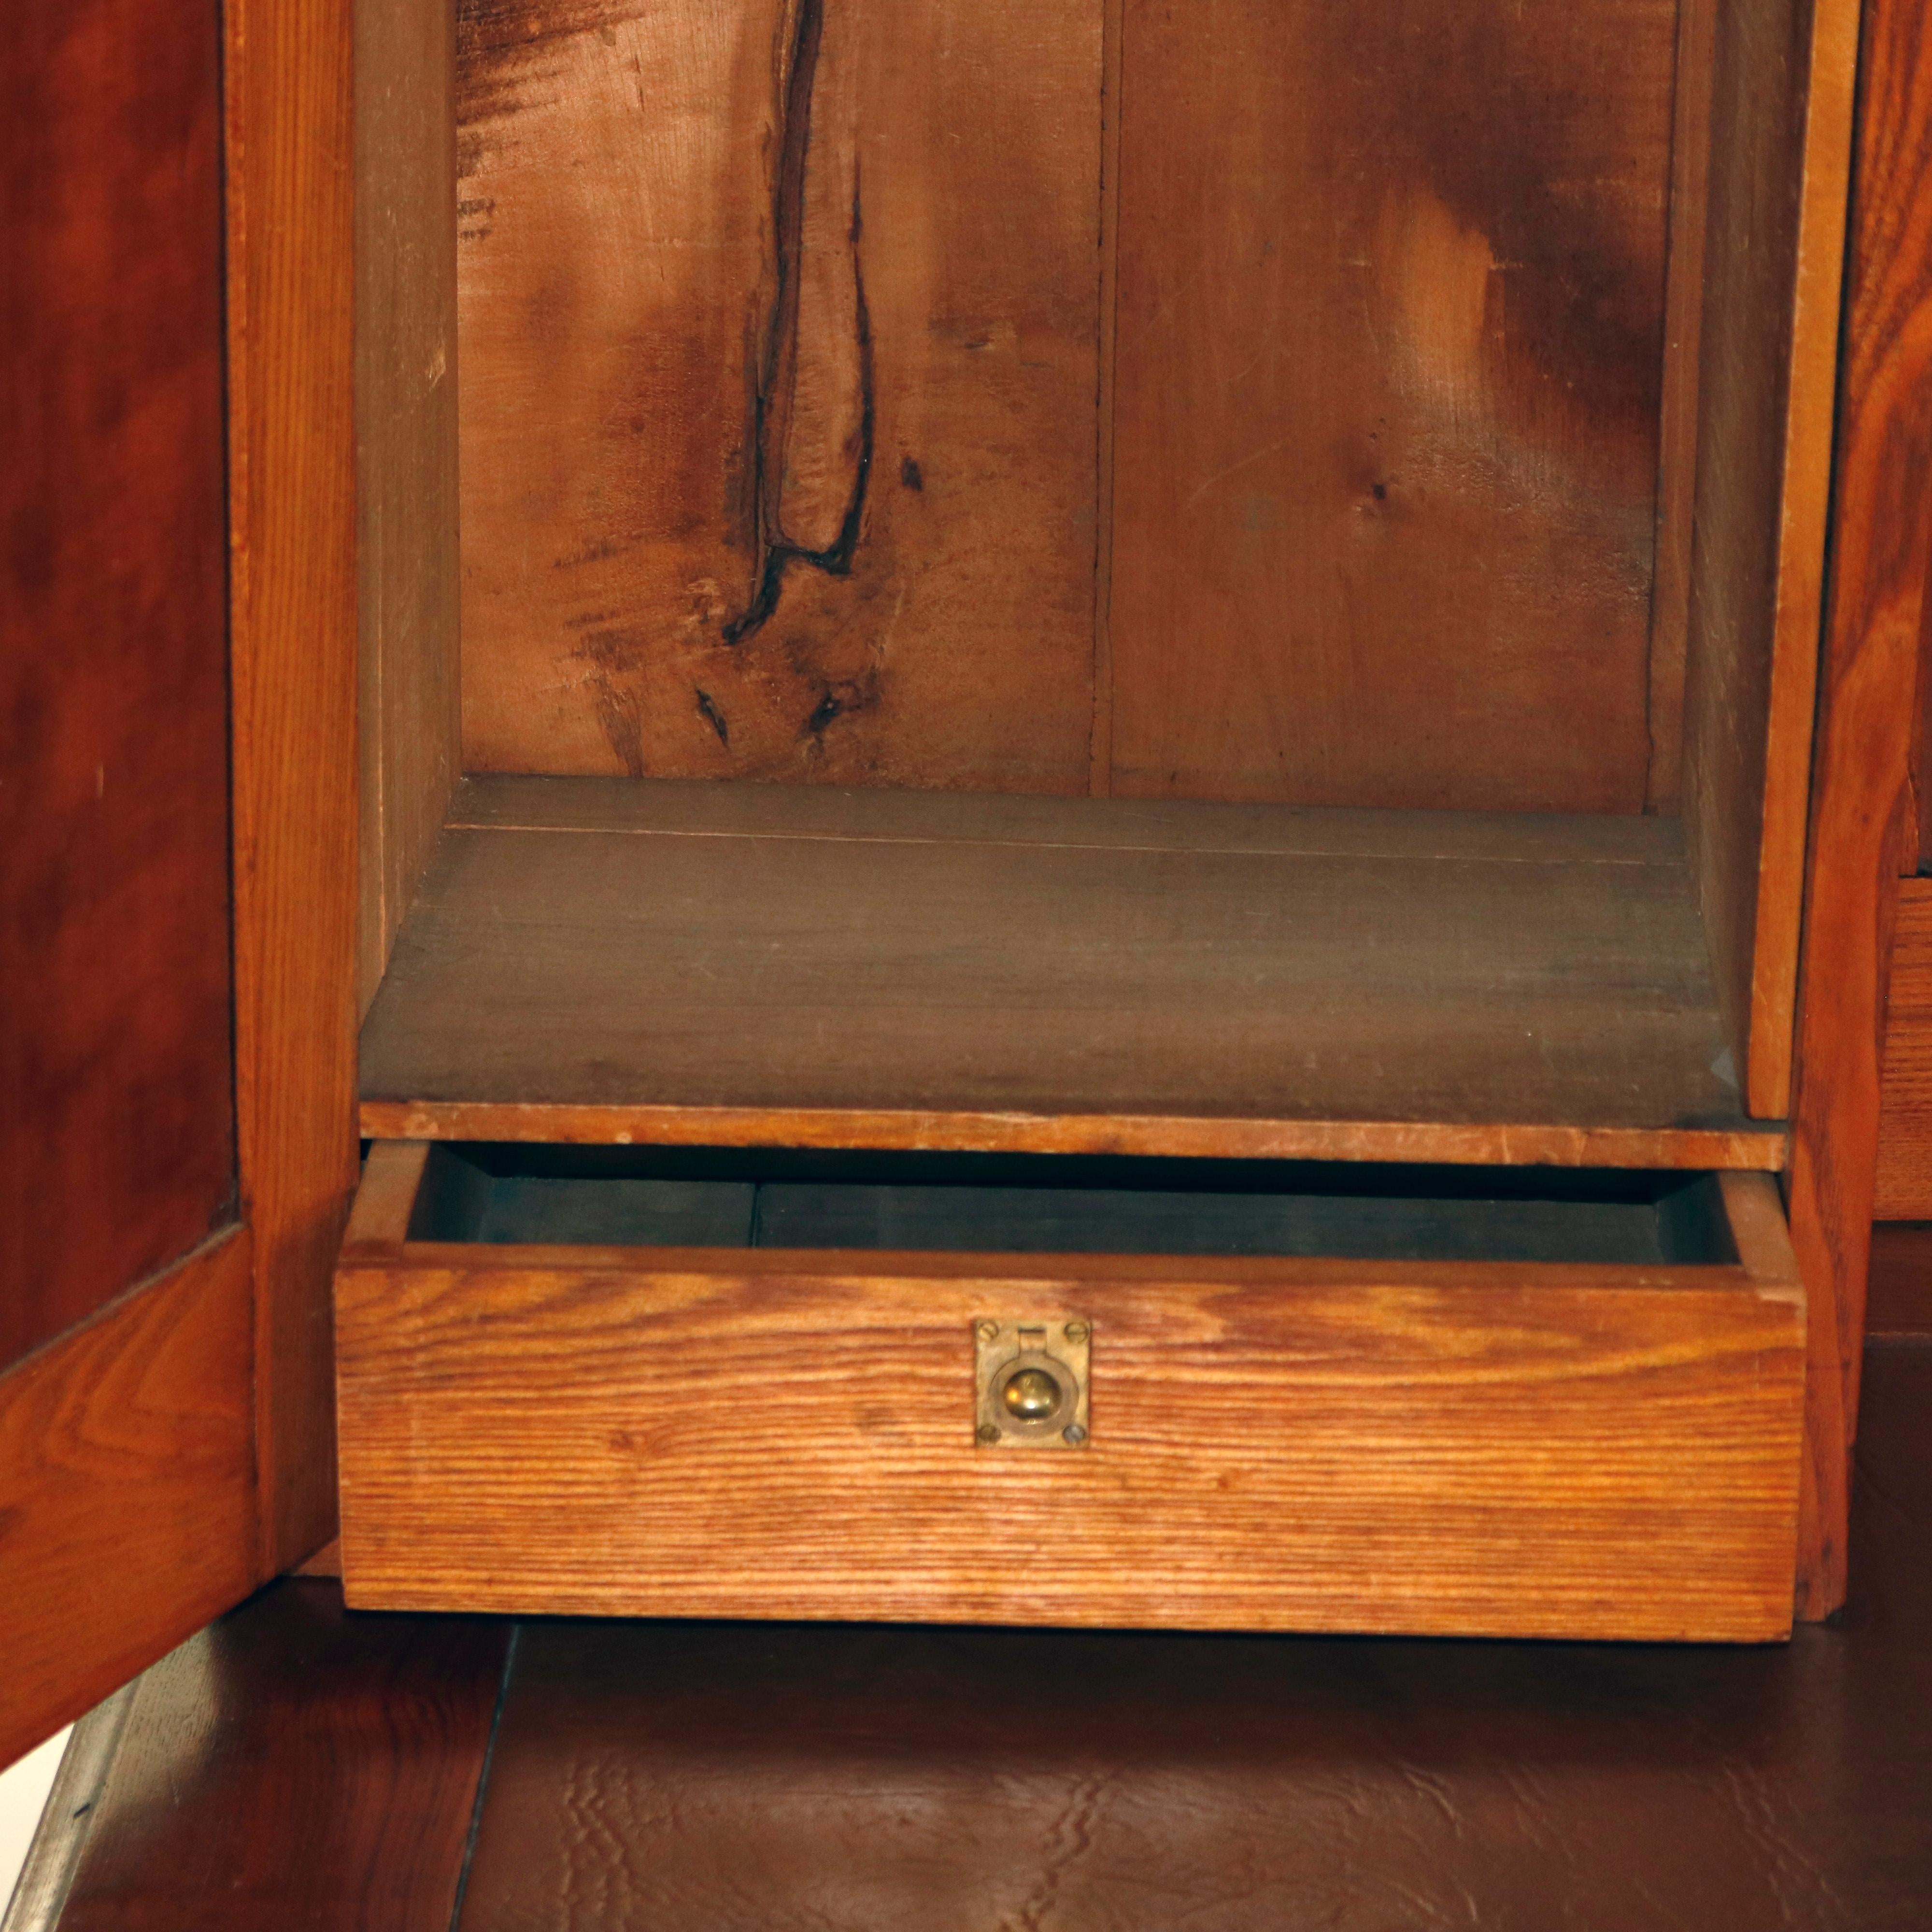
[
  {"left": 1109, "top": 0, "right": 1675, "bottom": 812},
  {"left": 1682, "top": 0, "right": 1857, "bottom": 1118},
  {"left": 1787, "top": 0, "right": 1932, "bottom": 1615},
  {"left": 356, "top": 0, "right": 461, "bottom": 1013},
  {"left": 1, "top": 0, "right": 236, "bottom": 1368},
  {"left": 455, "top": 0, "right": 1102, "bottom": 794}
]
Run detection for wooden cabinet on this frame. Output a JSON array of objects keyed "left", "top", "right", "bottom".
[{"left": 10, "top": 0, "right": 1932, "bottom": 1756}]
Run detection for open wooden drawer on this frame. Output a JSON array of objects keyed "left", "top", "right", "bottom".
[{"left": 335, "top": 1141, "right": 1804, "bottom": 1641}]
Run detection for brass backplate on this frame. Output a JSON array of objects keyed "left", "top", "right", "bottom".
[{"left": 973, "top": 1318, "right": 1091, "bottom": 1449}]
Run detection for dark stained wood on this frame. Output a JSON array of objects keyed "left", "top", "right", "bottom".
[
  {"left": 1681, "top": 0, "right": 1860, "bottom": 1120},
  {"left": 0, "top": 1232, "right": 256, "bottom": 1769},
  {"left": 1875, "top": 877, "right": 1932, "bottom": 1216},
  {"left": 336, "top": 1172, "right": 1803, "bottom": 1640},
  {"left": 56, "top": 1579, "right": 511, "bottom": 1932},
  {"left": 1866, "top": 1225, "right": 1932, "bottom": 1336},
  {"left": 226, "top": 0, "right": 362, "bottom": 1570},
  {"left": 356, "top": 0, "right": 461, "bottom": 1013},
  {"left": 0, "top": 0, "right": 236, "bottom": 1371},
  {"left": 357, "top": 777, "right": 1774, "bottom": 1167},
  {"left": 1786, "top": 0, "right": 1932, "bottom": 1618},
  {"left": 455, "top": 0, "right": 1102, "bottom": 792},
  {"left": 447, "top": 1346, "right": 1932, "bottom": 1932},
  {"left": 1108, "top": 0, "right": 1676, "bottom": 813}
]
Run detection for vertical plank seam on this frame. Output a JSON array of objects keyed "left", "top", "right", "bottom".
[{"left": 1089, "top": 0, "right": 1124, "bottom": 797}]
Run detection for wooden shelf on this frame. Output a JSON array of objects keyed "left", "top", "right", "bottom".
[{"left": 357, "top": 777, "right": 1784, "bottom": 1169}]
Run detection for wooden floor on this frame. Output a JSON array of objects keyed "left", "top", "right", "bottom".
[
  {"left": 31, "top": 1338, "right": 1932, "bottom": 1931},
  {"left": 358, "top": 776, "right": 1779, "bottom": 1168}
]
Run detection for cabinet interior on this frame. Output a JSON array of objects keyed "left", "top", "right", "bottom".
[{"left": 355, "top": 0, "right": 1847, "bottom": 1168}]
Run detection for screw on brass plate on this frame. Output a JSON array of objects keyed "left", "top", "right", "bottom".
[
  {"left": 973, "top": 1319, "right": 1001, "bottom": 1343},
  {"left": 1063, "top": 1423, "right": 1087, "bottom": 1445},
  {"left": 977, "top": 1422, "right": 1002, "bottom": 1444},
  {"left": 1064, "top": 1321, "right": 1089, "bottom": 1344}
]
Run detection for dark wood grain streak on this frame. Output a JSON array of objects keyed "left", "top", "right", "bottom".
[
  {"left": 456, "top": 0, "right": 1102, "bottom": 792},
  {"left": 0, "top": 1232, "right": 256, "bottom": 1768},
  {"left": 56, "top": 1580, "right": 511, "bottom": 1932},
  {"left": 1, "top": 0, "right": 236, "bottom": 1370},
  {"left": 1786, "top": 0, "right": 1932, "bottom": 1616},
  {"left": 226, "top": 0, "right": 362, "bottom": 1570}
]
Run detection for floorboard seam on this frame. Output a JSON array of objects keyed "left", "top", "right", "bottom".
[{"left": 447, "top": 1622, "right": 520, "bottom": 1932}]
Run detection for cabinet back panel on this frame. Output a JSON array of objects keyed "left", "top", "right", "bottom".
[
  {"left": 455, "top": 0, "right": 1103, "bottom": 791},
  {"left": 1109, "top": 0, "right": 1676, "bottom": 811},
  {"left": 453, "top": 0, "right": 1683, "bottom": 809}
]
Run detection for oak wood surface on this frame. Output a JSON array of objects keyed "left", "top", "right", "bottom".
[
  {"left": 357, "top": 777, "right": 1772, "bottom": 1166},
  {"left": 1786, "top": 0, "right": 1932, "bottom": 1616},
  {"left": 56, "top": 1580, "right": 511, "bottom": 1932},
  {"left": 0, "top": 1232, "right": 256, "bottom": 1769},
  {"left": 356, "top": 0, "right": 460, "bottom": 1014},
  {"left": 1107, "top": 0, "right": 1675, "bottom": 813},
  {"left": 226, "top": 0, "right": 362, "bottom": 1571},
  {"left": 336, "top": 1172, "right": 1803, "bottom": 1640},
  {"left": 456, "top": 0, "right": 1102, "bottom": 792},
  {"left": 1875, "top": 878, "right": 1932, "bottom": 1216},
  {"left": 2, "top": 0, "right": 236, "bottom": 1371},
  {"left": 1681, "top": 0, "right": 1859, "bottom": 1120}
]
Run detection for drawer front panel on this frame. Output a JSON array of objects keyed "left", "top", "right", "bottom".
[{"left": 336, "top": 1165, "right": 1804, "bottom": 1641}]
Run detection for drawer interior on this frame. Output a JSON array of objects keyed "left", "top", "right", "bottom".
[{"left": 409, "top": 1142, "right": 1739, "bottom": 1267}]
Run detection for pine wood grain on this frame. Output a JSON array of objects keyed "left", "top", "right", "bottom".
[
  {"left": 1681, "top": 0, "right": 1859, "bottom": 1120},
  {"left": 1107, "top": 0, "right": 1675, "bottom": 813},
  {"left": 356, "top": 0, "right": 460, "bottom": 1014},
  {"left": 0, "top": 1232, "right": 256, "bottom": 1769},
  {"left": 357, "top": 778, "right": 1772, "bottom": 1165},
  {"left": 56, "top": 1580, "right": 511, "bottom": 1932},
  {"left": 336, "top": 1172, "right": 1803, "bottom": 1641},
  {"left": 1785, "top": 0, "right": 1932, "bottom": 1616},
  {"left": 1875, "top": 878, "right": 1932, "bottom": 1217},
  {"left": 2, "top": 0, "right": 236, "bottom": 1371},
  {"left": 226, "top": 0, "right": 362, "bottom": 1570},
  {"left": 455, "top": 0, "right": 1102, "bottom": 791}
]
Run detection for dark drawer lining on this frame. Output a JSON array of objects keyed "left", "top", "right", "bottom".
[{"left": 405, "top": 1144, "right": 1737, "bottom": 1266}]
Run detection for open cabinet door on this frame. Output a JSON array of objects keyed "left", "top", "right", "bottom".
[{"left": 0, "top": 0, "right": 356, "bottom": 1765}]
